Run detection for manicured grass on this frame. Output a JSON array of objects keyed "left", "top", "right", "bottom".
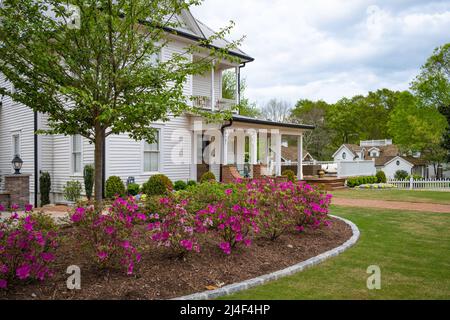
[
  {"left": 332, "top": 189, "right": 450, "bottom": 205},
  {"left": 224, "top": 206, "right": 450, "bottom": 300}
]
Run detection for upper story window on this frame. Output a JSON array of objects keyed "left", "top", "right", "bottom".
[
  {"left": 342, "top": 152, "right": 347, "bottom": 160},
  {"left": 12, "top": 132, "right": 20, "bottom": 157},
  {"left": 72, "top": 135, "right": 82, "bottom": 174},
  {"left": 144, "top": 130, "right": 161, "bottom": 173}
]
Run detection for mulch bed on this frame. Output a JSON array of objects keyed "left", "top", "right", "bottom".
[{"left": 1, "top": 217, "right": 352, "bottom": 300}]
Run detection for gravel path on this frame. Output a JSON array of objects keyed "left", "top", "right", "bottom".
[{"left": 333, "top": 198, "right": 450, "bottom": 213}]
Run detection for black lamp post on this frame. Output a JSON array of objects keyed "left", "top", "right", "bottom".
[{"left": 12, "top": 155, "right": 23, "bottom": 174}]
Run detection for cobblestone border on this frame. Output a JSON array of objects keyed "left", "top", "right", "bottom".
[{"left": 174, "top": 215, "right": 360, "bottom": 300}]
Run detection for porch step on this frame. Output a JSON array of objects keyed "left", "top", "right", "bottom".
[{"left": 302, "top": 177, "right": 346, "bottom": 191}]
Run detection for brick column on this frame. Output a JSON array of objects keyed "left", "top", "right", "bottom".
[
  {"left": 5, "top": 174, "right": 31, "bottom": 210},
  {"left": 253, "top": 164, "right": 268, "bottom": 180}
]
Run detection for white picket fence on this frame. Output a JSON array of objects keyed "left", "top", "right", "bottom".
[{"left": 388, "top": 178, "right": 450, "bottom": 190}]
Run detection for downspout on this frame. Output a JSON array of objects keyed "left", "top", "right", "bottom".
[
  {"left": 34, "top": 111, "right": 38, "bottom": 208},
  {"left": 238, "top": 62, "right": 247, "bottom": 113},
  {"left": 220, "top": 119, "right": 234, "bottom": 182}
]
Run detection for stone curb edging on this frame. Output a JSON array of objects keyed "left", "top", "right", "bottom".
[{"left": 174, "top": 215, "right": 360, "bottom": 300}]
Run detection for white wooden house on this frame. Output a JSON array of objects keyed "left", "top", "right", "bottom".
[
  {"left": 332, "top": 140, "right": 427, "bottom": 179},
  {"left": 0, "top": 9, "right": 314, "bottom": 206}
]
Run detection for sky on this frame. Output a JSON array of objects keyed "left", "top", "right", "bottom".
[{"left": 191, "top": 0, "right": 450, "bottom": 107}]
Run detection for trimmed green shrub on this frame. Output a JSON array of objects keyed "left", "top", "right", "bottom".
[
  {"left": 282, "top": 169, "right": 296, "bottom": 183},
  {"left": 200, "top": 172, "right": 216, "bottom": 184},
  {"left": 407, "top": 174, "right": 423, "bottom": 181},
  {"left": 187, "top": 180, "right": 197, "bottom": 187},
  {"left": 105, "top": 176, "right": 126, "bottom": 199},
  {"left": 376, "top": 171, "right": 387, "bottom": 183},
  {"left": 127, "top": 183, "right": 140, "bottom": 196},
  {"left": 83, "top": 164, "right": 94, "bottom": 201},
  {"left": 394, "top": 170, "right": 409, "bottom": 180},
  {"left": 174, "top": 180, "right": 188, "bottom": 191},
  {"left": 142, "top": 174, "right": 173, "bottom": 196},
  {"left": 346, "top": 176, "right": 378, "bottom": 188},
  {"left": 64, "top": 180, "right": 82, "bottom": 202},
  {"left": 39, "top": 171, "right": 51, "bottom": 206}
]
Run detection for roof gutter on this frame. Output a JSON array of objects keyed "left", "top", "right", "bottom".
[{"left": 162, "top": 27, "right": 255, "bottom": 63}]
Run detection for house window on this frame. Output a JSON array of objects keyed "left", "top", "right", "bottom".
[
  {"left": 396, "top": 160, "right": 401, "bottom": 166},
  {"left": 342, "top": 152, "right": 347, "bottom": 160},
  {"left": 12, "top": 133, "right": 20, "bottom": 157},
  {"left": 71, "top": 135, "right": 82, "bottom": 174},
  {"left": 144, "top": 130, "right": 160, "bottom": 173}
]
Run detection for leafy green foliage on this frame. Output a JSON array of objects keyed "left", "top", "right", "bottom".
[
  {"left": 0, "top": 0, "right": 242, "bottom": 201},
  {"left": 83, "top": 165, "right": 95, "bottom": 201},
  {"left": 282, "top": 170, "right": 296, "bottom": 183},
  {"left": 127, "top": 183, "right": 140, "bottom": 196},
  {"left": 174, "top": 180, "right": 188, "bottom": 191},
  {"left": 187, "top": 180, "right": 198, "bottom": 187},
  {"left": 64, "top": 180, "right": 82, "bottom": 202},
  {"left": 346, "top": 176, "right": 378, "bottom": 188},
  {"left": 39, "top": 172, "right": 51, "bottom": 206},
  {"left": 376, "top": 171, "right": 387, "bottom": 184},
  {"left": 142, "top": 174, "right": 173, "bottom": 196},
  {"left": 105, "top": 176, "right": 126, "bottom": 199},
  {"left": 394, "top": 170, "right": 409, "bottom": 180},
  {"left": 200, "top": 172, "right": 216, "bottom": 184}
]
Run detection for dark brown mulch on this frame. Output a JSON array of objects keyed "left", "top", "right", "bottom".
[{"left": 1, "top": 218, "right": 352, "bottom": 300}]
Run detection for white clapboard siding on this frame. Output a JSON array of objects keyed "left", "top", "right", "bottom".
[
  {"left": 0, "top": 74, "right": 35, "bottom": 203},
  {"left": 162, "top": 41, "right": 193, "bottom": 98}
]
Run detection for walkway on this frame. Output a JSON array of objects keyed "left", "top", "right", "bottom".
[{"left": 332, "top": 198, "right": 450, "bottom": 213}]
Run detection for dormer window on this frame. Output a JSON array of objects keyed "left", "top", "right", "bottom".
[{"left": 342, "top": 152, "right": 347, "bottom": 160}]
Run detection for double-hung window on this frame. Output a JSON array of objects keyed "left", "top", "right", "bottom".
[
  {"left": 72, "top": 135, "right": 82, "bottom": 174},
  {"left": 144, "top": 130, "right": 160, "bottom": 173}
]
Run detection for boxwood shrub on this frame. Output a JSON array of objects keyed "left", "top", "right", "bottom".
[
  {"left": 142, "top": 174, "right": 173, "bottom": 196},
  {"left": 376, "top": 171, "right": 387, "bottom": 183},
  {"left": 174, "top": 180, "right": 188, "bottom": 191},
  {"left": 346, "top": 176, "right": 378, "bottom": 188},
  {"left": 105, "top": 176, "right": 126, "bottom": 199}
]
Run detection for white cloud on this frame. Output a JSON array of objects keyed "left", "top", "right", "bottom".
[{"left": 191, "top": 0, "right": 450, "bottom": 104}]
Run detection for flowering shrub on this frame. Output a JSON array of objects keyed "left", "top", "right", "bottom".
[
  {"left": 70, "top": 197, "right": 146, "bottom": 275},
  {"left": 291, "top": 182, "right": 333, "bottom": 231},
  {"left": 195, "top": 186, "right": 259, "bottom": 255},
  {"left": 147, "top": 197, "right": 201, "bottom": 256},
  {"left": 0, "top": 206, "right": 59, "bottom": 289},
  {"left": 247, "top": 179, "right": 296, "bottom": 241}
]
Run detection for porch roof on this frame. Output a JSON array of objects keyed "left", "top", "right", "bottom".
[{"left": 231, "top": 115, "right": 315, "bottom": 130}]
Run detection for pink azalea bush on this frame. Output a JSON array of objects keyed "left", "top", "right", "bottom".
[
  {"left": 70, "top": 197, "right": 146, "bottom": 275},
  {"left": 147, "top": 197, "right": 201, "bottom": 256},
  {"left": 0, "top": 205, "right": 58, "bottom": 289},
  {"left": 195, "top": 186, "right": 259, "bottom": 255},
  {"left": 247, "top": 179, "right": 297, "bottom": 241},
  {"left": 291, "top": 182, "right": 333, "bottom": 231}
]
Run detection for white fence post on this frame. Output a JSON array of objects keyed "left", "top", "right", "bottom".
[
  {"left": 410, "top": 177, "right": 413, "bottom": 190},
  {"left": 388, "top": 178, "right": 450, "bottom": 191}
]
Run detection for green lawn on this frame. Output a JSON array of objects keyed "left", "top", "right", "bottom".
[
  {"left": 224, "top": 206, "right": 450, "bottom": 300},
  {"left": 332, "top": 189, "right": 450, "bottom": 205}
]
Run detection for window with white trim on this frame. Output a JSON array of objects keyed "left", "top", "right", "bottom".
[
  {"left": 144, "top": 130, "right": 160, "bottom": 173},
  {"left": 72, "top": 135, "right": 82, "bottom": 174},
  {"left": 12, "top": 133, "right": 20, "bottom": 157}
]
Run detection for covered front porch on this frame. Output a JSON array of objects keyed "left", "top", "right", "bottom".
[{"left": 191, "top": 115, "right": 315, "bottom": 182}]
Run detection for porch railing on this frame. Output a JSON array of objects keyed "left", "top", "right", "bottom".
[{"left": 192, "top": 96, "right": 236, "bottom": 112}]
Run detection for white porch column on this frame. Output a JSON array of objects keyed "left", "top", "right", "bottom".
[
  {"left": 297, "top": 134, "right": 304, "bottom": 180},
  {"left": 247, "top": 129, "right": 258, "bottom": 165},
  {"left": 235, "top": 66, "right": 240, "bottom": 105},
  {"left": 223, "top": 129, "right": 230, "bottom": 165},
  {"left": 236, "top": 129, "right": 245, "bottom": 166},
  {"left": 211, "top": 61, "right": 216, "bottom": 111},
  {"left": 273, "top": 131, "right": 282, "bottom": 176}
]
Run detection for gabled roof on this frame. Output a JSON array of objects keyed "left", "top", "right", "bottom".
[
  {"left": 332, "top": 144, "right": 360, "bottom": 159},
  {"left": 163, "top": 9, "right": 254, "bottom": 62}
]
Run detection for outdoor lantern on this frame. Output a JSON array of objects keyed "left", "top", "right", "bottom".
[{"left": 12, "top": 155, "right": 23, "bottom": 174}]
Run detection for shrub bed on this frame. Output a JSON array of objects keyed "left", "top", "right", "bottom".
[
  {"left": 346, "top": 176, "right": 378, "bottom": 188},
  {"left": 1, "top": 178, "right": 348, "bottom": 299}
]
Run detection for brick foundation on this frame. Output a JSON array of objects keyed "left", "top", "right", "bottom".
[
  {"left": 0, "top": 192, "right": 10, "bottom": 209},
  {"left": 4, "top": 174, "right": 31, "bottom": 210},
  {"left": 221, "top": 165, "right": 245, "bottom": 184}
]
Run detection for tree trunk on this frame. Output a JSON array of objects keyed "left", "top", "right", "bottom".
[{"left": 94, "top": 126, "right": 105, "bottom": 204}]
